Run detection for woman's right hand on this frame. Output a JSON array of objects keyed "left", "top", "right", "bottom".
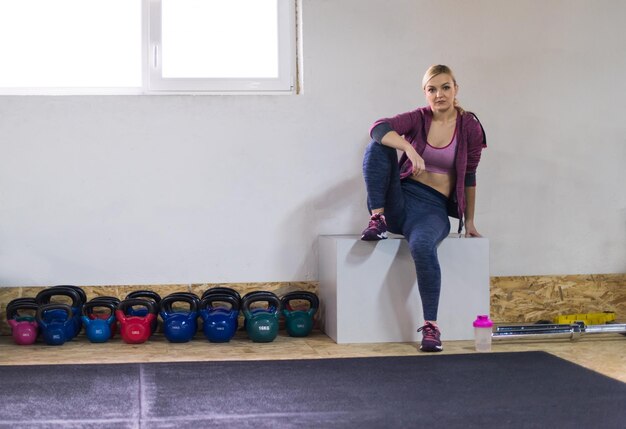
[
  {"left": 380, "top": 130, "right": 425, "bottom": 175},
  {"left": 405, "top": 145, "right": 425, "bottom": 176}
]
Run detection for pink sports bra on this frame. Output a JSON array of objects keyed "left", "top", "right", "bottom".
[{"left": 422, "top": 131, "right": 457, "bottom": 175}]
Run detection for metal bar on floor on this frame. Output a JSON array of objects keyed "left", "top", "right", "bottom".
[{"left": 491, "top": 323, "right": 626, "bottom": 341}]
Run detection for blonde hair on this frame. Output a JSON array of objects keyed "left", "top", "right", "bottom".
[{"left": 422, "top": 64, "right": 465, "bottom": 114}]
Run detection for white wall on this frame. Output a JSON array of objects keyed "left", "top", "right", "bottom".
[{"left": 1, "top": 0, "right": 625, "bottom": 286}]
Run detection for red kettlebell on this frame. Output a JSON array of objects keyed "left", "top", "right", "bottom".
[
  {"left": 125, "top": 290, "right": 161, "bottom": 334},
  {"left": 116, "top": 298, "right": 157, "bottom": 344}
]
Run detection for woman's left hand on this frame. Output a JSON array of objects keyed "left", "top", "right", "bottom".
[{"left": 464, "top": 220, "right": 482, "bottom": 238}]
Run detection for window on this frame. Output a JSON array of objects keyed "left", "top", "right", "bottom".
[
  {"left": 0, "top": 0, "right": 142, "bottom": 93},
  {"left": 0, "top": 0, "right": 296, "bottom": 94}
]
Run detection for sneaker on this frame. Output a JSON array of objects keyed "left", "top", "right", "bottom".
[
  {"left": 417, "top": 322, "right": 443, "bottom": 352},
  {"left": 361, "top": 213, "right": 388, "bottom": 241}
]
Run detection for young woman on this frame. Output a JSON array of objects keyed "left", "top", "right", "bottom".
[{"left": 361, "top": 64, "right": 486, "bottom": 352}]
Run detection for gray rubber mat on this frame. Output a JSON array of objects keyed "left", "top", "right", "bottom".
[{"left": 1, "top": 352, "right": 625, "bottom": 428}]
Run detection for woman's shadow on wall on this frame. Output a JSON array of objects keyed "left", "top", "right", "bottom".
[
  {"left": 274, "top": 167, "right": 418, "bottom": 337},
  {"left": 271, "top": 171, "right": 366, "bottom": 280}
]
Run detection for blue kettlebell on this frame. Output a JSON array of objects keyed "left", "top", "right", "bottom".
[
  {"left": 242, "top": 291, "right": 281, "bottom": 343},
  {"left": 281, "top": 291, "right": 319, "bottom": 337},
  {"left": 199, "top": 293, "right": 240, "bottom": 343},
  {"left": 81, "top": 300, "right": 117, "bottom": 343},
  {"left": 86, "top": 296, "right": 121, "bottom": 339},
  {"left": 36, "top": 303, "right": 75, "bottom": 345},
  {"left": 36, "top": 286, "right": 84, "bottom": 340},
  {"left": 159, "top": 293, "right": 199, "bottom": 343}
]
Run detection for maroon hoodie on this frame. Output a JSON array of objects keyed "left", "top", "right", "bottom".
[{"left": 370, "top": 106, "right": 487, "bottom": 221}]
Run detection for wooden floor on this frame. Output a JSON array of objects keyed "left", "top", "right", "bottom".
[{"left": 1, "top": 331, "right": 625, "bottom": 384}]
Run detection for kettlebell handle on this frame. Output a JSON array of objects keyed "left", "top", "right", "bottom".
[
  {"left": 35, "top": 287, "right": 82, "bottom": 308},
  {"left": 200, "top": 293, "right": 240, "bottom": 312},
  {"left": 202, "top": 287, "right": 241, "bottom": 302},
  {"left": 280, "top": 292, "right": 319, "bottom": 311},
  {"left": 82, "top": 301, "right": 117, "bottom": 318},
  {"left": 6, "top": 302, "right": 39, "bottom": 320},
  {"left": 36, "top": 303, "right": 73, "bottom": 325},
  {"left": 118, "top": 298, "right": 158, "bottom": 316},
  {"left": 241, "top": 291, "right": 280, "bottom": 314},
  {"left": 52, "top": 285, "right": 87, "bottom": 305},
  {"left": 88, "top": 296, "right": 121, "bottom": 305},
  {"left": 125, "top": 290, "right": 162, "bottom": 304},
  {"left": 160, "top": 294, "right": 199, "bottom": 314}
]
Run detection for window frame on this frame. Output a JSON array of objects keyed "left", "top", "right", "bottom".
[
  {"left": 146, "top": 0, "right": 296, "bottom": 94},
  {"left": 0, "top": 0, "right": 297, "bottom": 95}
]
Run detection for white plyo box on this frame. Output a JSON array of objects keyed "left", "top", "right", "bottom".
[{"left": 318, "top": 235, "right": 489, "bottom": 344}]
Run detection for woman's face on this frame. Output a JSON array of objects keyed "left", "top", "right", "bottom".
[{"left": 423, "top": 73, "right": 457, "bottom": 114}]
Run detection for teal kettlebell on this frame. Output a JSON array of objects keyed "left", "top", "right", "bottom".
[
  {"left": 242, "top": 291, "right": 280, "bottom": 343},
  {"left": 281, "top": 291, "right": 319, "bottom": 337}
]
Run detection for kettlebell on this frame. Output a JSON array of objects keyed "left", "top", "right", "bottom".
[
  {"left": 116, "top": 298, "right": 157, "bottom": 344},
  {"left": 281, "top": 291, "right": 319, "bottom": 337},
  {"left": 125, "top": 290, "right": 161, "bottom": 334},
  {"left": 6, "top": 299, "right": 39, "bottom": 345},
  {"left": 82, "top": 300, "right": 117, "bottom": 343},
  {"left": 159, "top": 294, "right": 199, "bottom": 343},
  {"left": 199, "top": 293, "right": 240, "bottom": 343},
  {"left": 242, "top": 291, "right": 281, "bottom": 343},
  {"left": 87, "top": 296, "right": 121, "bottom": 339},
  {"left": 36, "top": 286, "right": 84, "bottom": 340},
  {"left": 36, "top": 303, "right": 75, "bottom": 346}
]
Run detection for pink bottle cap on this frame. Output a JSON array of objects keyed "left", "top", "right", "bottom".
[{"left": 473, "top": 315, "right": 493, "bottom": 328}]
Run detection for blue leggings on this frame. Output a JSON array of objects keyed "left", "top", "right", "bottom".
[{"left": 363, "top": 141, "right": 451, "bottom": 321}]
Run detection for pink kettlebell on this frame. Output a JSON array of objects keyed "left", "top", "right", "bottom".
[
  {"left": 6, "top": 299, "right": 39, "bottom": 345},
  {"left": 8, "top": 319, "right": 39, "bottom": 345}
]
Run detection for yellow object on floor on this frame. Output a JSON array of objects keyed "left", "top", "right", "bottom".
[{"left": 554, "top": 312, "right": 616, "bottom": 326}]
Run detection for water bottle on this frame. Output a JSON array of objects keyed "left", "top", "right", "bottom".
[{"left": 473, "top": 315, "right": 493, "bottom": 352}]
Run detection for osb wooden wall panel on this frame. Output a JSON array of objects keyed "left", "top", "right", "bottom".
[
  {"left": 491, "top": 274, "right": 626, "bottom": 323},
  {"left": 2, "top": 274, "right": 624, "bottom": 335}
]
